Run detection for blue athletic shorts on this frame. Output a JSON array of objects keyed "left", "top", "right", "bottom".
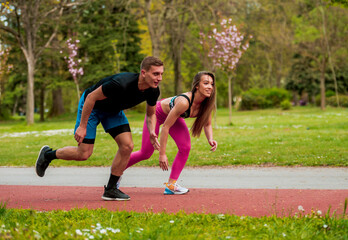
[{"left": 74, "top": 91, "right": 130, "bottom": 144}]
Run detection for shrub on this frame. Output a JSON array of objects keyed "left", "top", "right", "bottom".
[
  {"left": 240, "top": 88, "right": 291, "bottom": 110},
  {"left": 315, "top": 91, "right": 338, "bottom": 106},
  {"left": 326, "top": 95, "right": 348, "bottom": 107},
  {"left": 280, "top": 99, "right": 292, "bottom": 110}
]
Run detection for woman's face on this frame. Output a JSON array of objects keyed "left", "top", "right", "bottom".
[{"left": 196, "top": 74, "right": 214, "bottom": 98}]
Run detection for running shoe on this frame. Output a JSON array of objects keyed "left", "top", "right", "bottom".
[
  {"left": 35, "top": 145, "right": 52, "bottom": 177},
  {"left": 102, "top": 186, "right": 130, "bottom": 201},
  {"left": 163, "top": 181, "right": 189, "bottom": 195}
]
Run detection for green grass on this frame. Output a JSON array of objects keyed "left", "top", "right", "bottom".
[
  {"left": 0, "top": 205, "right": 347, "bottom": 240},
  {"left": 0, "top": 106, "right": 347, "bottom": 167}
]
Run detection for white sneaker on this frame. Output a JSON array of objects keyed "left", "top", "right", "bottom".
[{"left": 164, "top": 181, "right": 189, "bottom": 195}]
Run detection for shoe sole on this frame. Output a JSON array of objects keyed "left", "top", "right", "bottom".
[
  {"left": 101, "top": 196, "right": 130, "bottom": 201},
  {"left": 35, "top": 145, "right": 49, "bottom": 177},
  {"left": 163, "top": 188, "right": 189, "bottom": 195}
]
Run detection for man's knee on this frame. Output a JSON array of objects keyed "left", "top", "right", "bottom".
[
  {"left": 78, "top": 149, "right": 93, "bottom": 160},
  {"left": 119, "top": 142, "right": 134, "bottom": 155}
]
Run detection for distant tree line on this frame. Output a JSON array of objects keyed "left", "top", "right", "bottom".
[{"left": 0, "top": 0, "right": 347, "bottom": 123}]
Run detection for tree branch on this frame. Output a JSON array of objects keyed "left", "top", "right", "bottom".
[{"left": 35, "top": 2, "right": 65, "bottom": 58}]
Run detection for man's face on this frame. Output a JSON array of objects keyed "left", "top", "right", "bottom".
[{"left": 142, "top": 65, "right": 164, "bottom": 88}]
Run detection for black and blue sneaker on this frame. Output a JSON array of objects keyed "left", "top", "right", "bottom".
[
  {"left": 102, "top": 186, "right": 130, "bottom": 201},
  {"left": 35, "top": 145, "right": 52, "bottom": 177}
]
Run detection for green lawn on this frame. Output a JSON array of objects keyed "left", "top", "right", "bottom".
[
  {"left": 0, "top": 206, "right": 347, "bottom": 240},
  {"left": 0, "top": 106, "right": 347, "bottom": 167}
]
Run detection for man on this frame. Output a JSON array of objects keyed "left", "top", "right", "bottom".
[{"left": 35, "top": 56, "right": 163, "bottom": 201}]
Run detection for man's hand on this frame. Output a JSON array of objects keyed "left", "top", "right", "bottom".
[
  {"left": 208, "top": 139, "right": 218, "bottom": 152},
  {"left": 150, "top": 132, "right": 160, "bottom": 150},
  {"left": 74, "top": 126, "right": 87, "bottom": 144},
  {"left": 159, "top": 154, "right": 169, "bottom": 171}
]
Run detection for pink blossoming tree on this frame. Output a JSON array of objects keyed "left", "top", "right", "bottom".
[
  {"left": 201, "top": 19, "right": 251, "bottom": 125},
  {"left": 61, "top": 38, "right": 84, "bottom": 102}
]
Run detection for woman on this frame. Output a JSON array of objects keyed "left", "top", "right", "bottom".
[{"left": 125, "top": 71, "right": 218, "bottom": 194}]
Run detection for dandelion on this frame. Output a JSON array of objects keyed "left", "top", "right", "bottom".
[
  {"left": 169, "top": 220, "right": 175, "bottom": 224},
  {"left": 218, "top": 214, "right": 225, "bottom": 219},
  {"left": 298, "top": 205, "right": 304, "bottom": 212},
  {"left": 323, "top": 224, "right": 328, "bottom": 229},
  {"left": 76, "top": 229, "right": 82, "bottom": 235},
  {"left": 282, "top": 233, "right": 286, "bottom": 237},
  {"left": 317, "top": 210, "right": 322, "bottom": 215},
  {"left": 89, "top": 236, "right": 95, "bottom": 239},
  {"left": 264, "top": 224, "right": 268, "bottom": 227},
  {"left": 111, "top": 228, "right": 120, "bottom": 233},
  {"left": 100, "top": 229, "right": 107, "bottom": 234}
]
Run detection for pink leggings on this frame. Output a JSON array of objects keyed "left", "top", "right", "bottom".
[{"left": 125, "top": 101, "right": 191, "bottom": 180}]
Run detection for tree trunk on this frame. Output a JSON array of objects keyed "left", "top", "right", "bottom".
[
  {"left": 144, "top": 0, "right": 166, "bottom": 58},
  {"left": 74, "top": 78, "right": 81, "bottom": 103},
  {"left": 49, "top": 88, "right": 65, "bottom": 117},
  {"left": 320, "top": 58, "right": 326, "bottom": 110},
  {"left": 173, "top": 51, "right": 183, "bottom": 94},
  {"left": 39, "top": 85, "right": 45, "bottom": 122},
  {"left": 26, "top": 55, "right": 35, "bottom": 125},
  {"left": 228, "top": 75, "right": 233, "bottom": 125}
]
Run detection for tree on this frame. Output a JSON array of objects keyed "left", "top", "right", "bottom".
[
  {"left": 293, "top": 0, "right": 347, "bottom": 110},
  {"left": 63, "top": 38, "right": 84, "bottom": 102},
  {"left": 142, "top": 0, "right": 169, "bottom": 58},
  {"left": 0, "top": 0, "right": 82, "bottom": 124},
  {"left": 202, "top": 18, "right": 251, "bottom": 125}
]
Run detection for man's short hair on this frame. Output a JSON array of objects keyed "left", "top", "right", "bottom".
[{"left": 140, "top": 56, "right": 163, "bottom": 71}]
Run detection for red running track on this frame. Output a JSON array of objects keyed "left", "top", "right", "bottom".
[{"left": 1, "top": 185, "right": 347, "bottom": 217}]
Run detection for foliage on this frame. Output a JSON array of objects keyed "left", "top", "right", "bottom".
[
  {"left": 0, "top": 47, "right": 13, "bottom": 120},
  {"left": 201, "top": 18, "right": 251, "bottom": 73},
  {"left": 0, "top": 207, "right": 347, "bottom": 239},
  {"left": 280, "top": 99, "right": 292, "bottom": 110},
  {"left": 70, "top": 0, "right": 145, "bottom": 90},
  {"left": 63, "top": 39, "right": 84, "bottom": 84},
  {"left": 1, "top": 0, "right": 348, "bottom": 120},
  {"left": 240, "top": 88, "right": 291, "bottom": 110},
  {"left": 326, "top": 95, "right": 348, "bottom": 107}
]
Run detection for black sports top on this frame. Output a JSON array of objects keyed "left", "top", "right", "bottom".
[
  {"left": 84, "top": 72, "right": 160, "bottom": 113},
  {"left": 169, "top": 93, "right": 194, "bottom": 118}
]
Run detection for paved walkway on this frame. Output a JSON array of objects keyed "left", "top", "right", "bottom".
[
  {"left": 1, "top": 166, "right": 347, "bottom": 217},
  {"left": 1, "top": 166, "right": 347, "bottom": 189}
]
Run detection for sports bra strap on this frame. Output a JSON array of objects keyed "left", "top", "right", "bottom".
[{"left": 169, "top": 92, "right": 194, "bottom": 118}]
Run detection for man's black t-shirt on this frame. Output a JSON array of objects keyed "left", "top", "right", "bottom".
[{"left": 84, "top": 72, "right": 160, "bottom": 113}]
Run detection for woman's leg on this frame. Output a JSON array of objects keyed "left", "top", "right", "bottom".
[
  {"left": 168, "top": 118, "right": 191, "bottom": 181},
  {"left": 125, "top": 115, "right": 160, "bottom": 169}
]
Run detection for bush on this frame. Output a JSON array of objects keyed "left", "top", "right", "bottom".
[
  {"left": 315, "top": 91, "right": 338, "bottom": 106},
  {"left": 0, "top": 105, "right": 11, "bottom": 120},
  {"left": 280, "top": 100, "right": 292, "bottom": 110},
  {"left": 240, "top": 88, "right": 291, "bottom": 110},
  {"left": 326, "top": 95, "right": 348, "bottom": 107}
]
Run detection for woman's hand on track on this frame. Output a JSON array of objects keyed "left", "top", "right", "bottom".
[
  {"left": 209, "top": 139, "right": 218, "bottom": 152},
  {"left": 159, "top": 154, "right": 169, "bottom": 171}
]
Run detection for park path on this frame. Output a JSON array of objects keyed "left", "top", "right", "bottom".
[{"left": 1, "top": 166, "right": 348, "bottom": 217}]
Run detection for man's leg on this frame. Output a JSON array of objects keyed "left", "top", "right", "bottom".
[
  {"left": 111, "top": 131, "right": 134, "bottom": 175},
  {"left": 102, "top": 131, "right": 134, "bottom": 201},
  {"left": 36, "top": 143, "right": 94, "bottom": 177},
  {"left": 56, "top": 143, "right": 94, "bottom": 161}
]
